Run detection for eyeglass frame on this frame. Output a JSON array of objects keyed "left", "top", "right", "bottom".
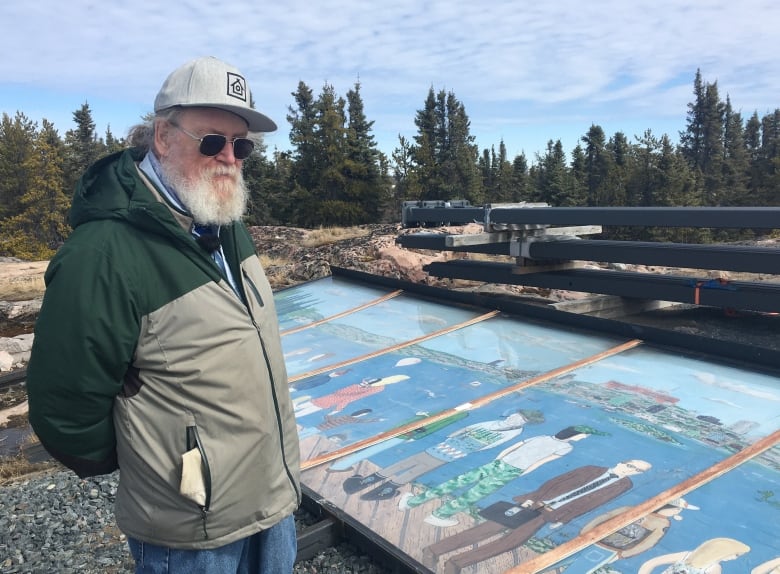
[{"left": 168, "top": 121, "right": 255, "bottom": 160}]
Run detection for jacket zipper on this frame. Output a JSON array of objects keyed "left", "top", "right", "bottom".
[
  {"left": 242, "top": 269, "right": 265, "bottom": 307},
  {"left": 186, "top": 425, "right": 212, "bottom": 539},
  {"left": 241, "top": 271, "right": 301, "bottom": 503}
]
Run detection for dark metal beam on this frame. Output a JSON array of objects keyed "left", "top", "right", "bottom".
[
  {"left": 401, "top": 205, "right": 780, "bottom": 229},
  {"left": 526, "top": 240, "right": 780, "bottom": 273},
  {"left": 423, "top": 260, "right": 780, "bottom": 314},
  {"left": 487, "top": 206, "right": 780, "bottom": 228},
  {"left": 397, "top": 233, "right": 511, "bottom": 255},
  {"left": 401, "top": 206, "right": 485, "bottom": 227},
  {"left": 398, "top": 235, "right": 780, "bottom": 274}
]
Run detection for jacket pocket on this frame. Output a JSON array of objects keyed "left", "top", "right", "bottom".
[
  {"left": 181, "top": 426, "right": 212, "bottom": 512},
  {"left": 242, "top": 269, "right": 265, "bottom": 308}
]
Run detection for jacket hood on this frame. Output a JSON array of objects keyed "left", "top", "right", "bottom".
[{"left": 69, "top": 148, "right": 180, "bottom": 235}]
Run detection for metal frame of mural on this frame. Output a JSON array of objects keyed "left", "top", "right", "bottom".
[{"left": 275, "top": 275, "right": 780, "bottom": 574}]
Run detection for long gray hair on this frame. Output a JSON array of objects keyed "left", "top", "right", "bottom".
[{"left": 126, "top": 108, "right": 182, "bottom": 151}]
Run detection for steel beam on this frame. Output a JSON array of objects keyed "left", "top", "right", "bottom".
[
  {"left": 397, "top": 233, "right": 512, "bottom": 254},
  {"left": 423, "top": 260, "right": 780, "bottom": 313},
  {"left": 398, "top": 234, "right": 780, "bottom": 274},
  {"left": 523, "top": 239, "right": 780, "bottom": 273},
  {"left": 401, "top": 206, "right": 485, "bottom": 227},
  {"left": 486, "top": 206, "right": 780, "bottom": 229}
]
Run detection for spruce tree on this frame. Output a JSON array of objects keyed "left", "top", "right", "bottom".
[
  {"left": 721, "top": 97, "right": 750, "bottom": 207},
  {"left": 510, "top": 152, "right": 531, "bottom": 202},
  {"left": 0, "top": 112, "right": 37, "bottom": 220},
  {"left": 582, "top": 124, "right": 611, "bottom": 206},
  {"left": 0, "top": 120, "right": 70, "bottom": 258},
  {"left": 344, "top": 81, "right": 385, "bottom": 221},
  {"left": 64, "top": 102, "right": 102, "bottom": 193}
]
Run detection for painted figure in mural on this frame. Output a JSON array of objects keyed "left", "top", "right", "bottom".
[
  {"left": 326, "top": 412, "right": 469, "bottom": 473},
  {"left": 297, "top": 408, "right": 383, "bottom": 439},
  {"left": 398, "top": 425, "right": 607, "bottom": 527},
  {"left": 288, "top": 368, "right": 351, "bottom": 393},
  {"left": 422, "top": 459, "right": 652, "bottom": 574},
  {"left": 560, "top": 498, "right": 700, "bottom": 573},
  {"left": 343, "top": 409, "right": 546, "bottom": 501},
  {"left": 637, "top": 536, "right": 750, "bottom": 573},
  {"left": 292, "top": 374, "right": 409, "bottom": 417}
]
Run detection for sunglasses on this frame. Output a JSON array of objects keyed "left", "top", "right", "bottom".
[{"left": 170, "top": 122, "right": 255, "bottom": 160}]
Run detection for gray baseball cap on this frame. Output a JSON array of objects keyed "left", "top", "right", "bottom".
[{"left": 154, "top": 56, "right": 277, "bottom": 132}]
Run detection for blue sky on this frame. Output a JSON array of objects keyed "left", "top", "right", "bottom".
[{"left": 2, "top": 1, "right": 779, "bottom": 163}]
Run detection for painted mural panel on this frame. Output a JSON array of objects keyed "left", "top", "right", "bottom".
[
  {"left": 274, "top": 275, "right": 393, "bottom": 332},
  {"left": 278, "top": 279, "right": 780, "bottom": 573},
  {"left": 543, "top": 451, "right": 780, "bottom": 573},
  {"left": 281, "top": 294, "right": 484, "bottom": 378},
  {"left": 292, "top": 315, "right": 628, "bottom": 461}
]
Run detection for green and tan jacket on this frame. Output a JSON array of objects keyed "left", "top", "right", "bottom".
[{"left": 27, "top": 148, "right": 301, "bottom": 549}]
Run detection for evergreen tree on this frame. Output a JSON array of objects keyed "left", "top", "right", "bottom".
[
  {"left": 581, "top": 124, "right": 611, "bottom": 206},
  {"left": 605, "top": 131, "right": 630, "bottom": 206},
  {"left": 443, "top": 92, "right": 481, "bottom": 203},
  {"left": 242, "top": 137, "right": 278, "bottom": 225},
  {"left": 533, "top": 140, "right": 571, "bottom": 206},
  {"left": 510, "top": 152, "right": 531, "bottom": 202},
  {"left": 343, "top": 81, "right": 385, "bottom": 221},
  {"left": 656, "top": 135, "right": 707, "bottom": 242},
  {"left": 409, "top": 88, "right": 440, "bottom": 200},
  {"left": 478, "top": 147, "right": 494, "bottom": 202},
  {"left": 627, "top": 130, "right": 660, "bottom": 208},
  {"left": 743, "top": 111, "right": 764, "bottom": 203},
  {"left": 104, "top": 125, "right": 125, "bottom": 155},
  {"left": 759, "top": 109, "right": 780, "bottom": 204},
  {"left": 404, "top": 87, "right": 480, "bottom": 203},
  {"left": 0, "top": 120, "right": 70, "bottom": 258},
  {"left": 287, "top": 81, "right": 318, "bottom": 194},
  {"left": 64, "top": 102, "right": 102, "bottom": 193},
  {"left": 721, "top": 97, "right": 750, "bottom": 207},
  {"left": 0, "top": 112, "right": 37, "bottom": 220},
  {"left": 679, "top": 71, "right": 724, "bottom": 205},
  {"left": 391, "top": 135, "right": 420, "bottom": 201},
  {"left": 568, "top": 144, "right": 587, "bottom": 206},
  {"left": 494, "top": 140, "right": 514, "bottom": 203}
]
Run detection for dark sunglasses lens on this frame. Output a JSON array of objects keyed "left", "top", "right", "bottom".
[
  {"left": 233, "top": 138, "right": 254, "bottom": 160},
  {"left": 199, "top": 135, "right": 228, "bottom": 157}
]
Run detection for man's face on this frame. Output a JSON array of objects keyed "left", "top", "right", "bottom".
[
  {"left": 157, "top": 107, "right": 251, "bottom": 225},
  {"left": 613, "top": 459, "right": 651, "bottom": 478}
]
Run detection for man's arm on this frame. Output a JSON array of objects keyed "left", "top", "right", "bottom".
[{"left": 27, "top": 244, "right": 139, "bottom": 478}]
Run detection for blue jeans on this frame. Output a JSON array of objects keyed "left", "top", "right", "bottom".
[{"left": 127, "top": 515, "right": 296, "bottom": 573}]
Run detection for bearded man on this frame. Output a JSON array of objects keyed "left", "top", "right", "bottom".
[{"left": 26, "top": 57, "right": 301, "bottom": 573}]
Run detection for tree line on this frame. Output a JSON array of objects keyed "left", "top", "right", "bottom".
[{"left": 1, "top": 69, "right": 778, "bottom": 260}]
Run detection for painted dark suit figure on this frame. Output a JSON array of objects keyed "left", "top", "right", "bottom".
[{"left": 424, "top": 460, "right": 651, "bottom": 574}]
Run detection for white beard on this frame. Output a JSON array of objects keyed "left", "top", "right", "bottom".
[{"left": 160, "top": 161, "right": 248, "bottom": 226}]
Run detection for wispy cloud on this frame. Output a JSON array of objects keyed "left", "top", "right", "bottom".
[{"left": 2, "top": 0, "right": 778, "bottom": 155}]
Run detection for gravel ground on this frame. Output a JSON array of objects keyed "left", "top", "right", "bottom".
[{"left": 0, "top": 468, "right": 390, "bottom": 574}]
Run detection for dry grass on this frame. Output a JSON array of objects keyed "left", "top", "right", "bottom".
[
  {"left": 0, "top": 429, "right": 56, "bottom": 484},
  {"left": 0, "top": 452, "right": 56, "bottom": 484},
  {"left": 301, "top": 226, "right": 370, "bottom": 248},
  {"left": 258, "top": 253, "right": 292, "bottom": 268}
]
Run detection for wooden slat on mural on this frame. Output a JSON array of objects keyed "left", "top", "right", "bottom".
[
  {"left": 280, "top": 289, "right": 404, "bottom": 337},
  {"left": 301, "top": 338, "right": 642, "bottom": 469},
  {"left": 508, "top": 428, "right": 780, "bottom": 574},
  {"left": 289, "top": 309, "right": 501, "bottom": 383}
]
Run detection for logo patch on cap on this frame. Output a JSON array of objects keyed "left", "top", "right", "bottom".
[{"left": 226, "top": 72, "right": 247, "bottom": 102}]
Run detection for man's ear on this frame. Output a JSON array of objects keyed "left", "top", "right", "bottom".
[{"left": 154, "top": 119, "right": 172, "bottom": 158}]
